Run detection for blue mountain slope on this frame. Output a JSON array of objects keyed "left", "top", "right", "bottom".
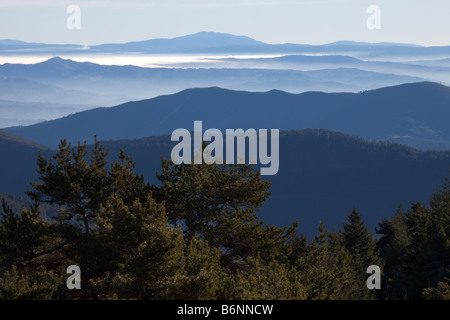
[
  {"left": 4, "top": 82, "right": 450, "bottom": 150},
  {"left": 1, "top": 129, "right": 449, "bottom": 237},
  {"left": 0, "top": 57, "right": 423, "bottom": 98},
  {"left": 92, "top": 31, "right": 264, "bottom": 52},
  {"left": 1, "top": 32, "right": 449, "bottom": 59}
]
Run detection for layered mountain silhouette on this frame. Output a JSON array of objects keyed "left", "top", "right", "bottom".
[
  {"left": 1, "top": 32, "right": 450, "bottom": 236},
  {"left": 177, "top": 54, "right": 450, "bottom": 83},
  {"left": 5, "top": 82, "right": 450, "bottom": 150},
  {"left": 2, "top": 32, "right": 450, "bottom": 59},
  {"left": 91, "top": 32, "right": 264, "bottom": 53},
  {"left": 0, "top": 77, "right": 124, "bottom": 106},
  {"left": 0, "top": 99, "right": 93, "bottom": 128},
  {"left": 0, "top": 57, "right": 423, "bottom": 99},
  {"left": 1, "top": 129, "right": 448, "bottom": 237}
]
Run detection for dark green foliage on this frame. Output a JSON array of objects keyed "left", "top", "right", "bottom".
[
  {"left": 92, "top": 195, "right": 186, "bottom": 299},
  {"left": 3, "top": 129, "right": 450, "bottom": 238},
  {"left": 377, "top": 177, "right": 450, "bottom": 299},
  {"left": 0, "top": 266, "right": 61, "bottom": 300},
  {"left": 342, "top": 209, "right": 383, "bottom": 299},
  {"left": 0, "top": 199, "right": 66, "bottom": 299},
  {"left": 0, "top": 198, "right": 63, "bottom": 270},
  {"left": 154, "top": 158, "right": 297, "bottom": 269},
  {"left": 224, "top": 256, "right": 306, "bottom": 300},
  {"left": 179, "top": 237, "right": 224, "bottom": 300},
  {"left": 376, "top": 206, "right": 410, "bottom": 298},
  {"left": 27, "top": 137, "right": 111, "bottom": 234},
  {"left": 1, "top": 137, "right": 449, "bottom": 300},
  {"left": 26, "top": 137, "right": 150, "bottom": 235},
  {"left": 0, "top": 193, "right": 58, "bottom": 220},
  {"left": 154, "top": 159, "right": 271, "bottom": 238},
  {"left": 422, "top": 279, "right": 450, "bottom": 300},
  {"left": 292, "top": 223, "right": 357, "bottom": 300}
]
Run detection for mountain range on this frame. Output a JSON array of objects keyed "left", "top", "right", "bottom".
[
  {"left": 1, "top": 128, "right": 448, "bottom": 237},
  {"left": 173, "top": 54, "right": 450, "bottom": 84},
  {"left": 4, "top": 82, "right": 450, "bottom": 150},
  {"left": 2, "top": 32, "right": 450, "bottom": 130},
  {"left": 0, "top": 57, "right": 423, "bottom": 98},
  {"left": 2, "top": 32, "right": 450, "bottom": 60},
  {"left": 0, "top": 56, "right": 428, "bottom": 128},
  {"left": 1, "top": 31, "right": 450, "bottom": 236}
]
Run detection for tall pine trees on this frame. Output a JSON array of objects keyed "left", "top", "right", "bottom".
[
  {"left": 153, "top": 158, "right": 297, "bottom": 270},
  {"left": 342, "top": 209, "right": 383, "bottom": 299},
  {"left": 377, "top": 177, "right": 450, "bottom": 299},
  {"left": 1, "top": 136, "right": 449, "bottom": 300}
]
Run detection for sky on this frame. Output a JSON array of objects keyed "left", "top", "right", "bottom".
[{"left": 0, "top": 0, "right": 449, "bottom": 46}]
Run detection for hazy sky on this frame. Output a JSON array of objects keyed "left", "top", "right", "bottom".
[{"left": 0, "top": 0, "right": 449, "bottom": 46}]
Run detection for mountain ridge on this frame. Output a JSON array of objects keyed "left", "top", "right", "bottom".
[
  {"left": 4, "top": 81, "right": 450, "bottom": 150},
  {"left": 1, "top": 32, "right": 449, "bottom": 57},
  {"left": 1, "top": 128, "right": 449, "bottom": 237},
  {"left": 0, "top": 56, "right": 424, "bottom": 101},
  {"left": 0, "top": 32, "right": 426, "bottom": 50}
]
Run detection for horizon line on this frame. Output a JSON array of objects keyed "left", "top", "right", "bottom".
[{"left": 1, "top": 31, "right": 446, "bottom": 48}]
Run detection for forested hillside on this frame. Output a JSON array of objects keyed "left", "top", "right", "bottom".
[
  {"left": 1, "top": 129, "right": 449, "bottom": 235},
  {"left": 1, "top": 138, "right": 448, "bottom": 300},
  {"left": 5, "top": 82, "right": 450, "bottom": 150}
]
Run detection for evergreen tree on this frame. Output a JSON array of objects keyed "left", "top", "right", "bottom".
[
  {"left": 153, "top": 159, "right": 297, "bottom": 269},
  {"left": 342, "top": 209, "right": 383, "bottom": 299},
  {"left": 225, "top": 256, "right": 306, "bottom": 300},
  {"left": 0, "top": 199, "right": 66, "bottom": 299},
  {"left": 0, "top": 266, "right": 61, "bottom": 300},
  {"left": 294, "top": 223, "right": 356, "bottom": 300},
  {"left": 422, "top": 278, "right": 450, "bottom": 300},
  {"left": 0, "top": 198, "right": 64, "bottom": 271},
  {"left": 2, "top": 135, "right": 448, "bottom": 300},
  {"left": 92, "top": 195, "right": 186, "bottom": 299},
  {"left": 377, "top": 177, "right": 450, "bottom": 299},
  {"left": 179, "top": 236, "right": 225, "bottom": 300},
  {"left": 376, "top": 206, "right": 410, "bottom": 299},
  {"left": 27, "top": 138, "right": 151, "bottom": 235},
  {"left": 26, "top": 137, "right": 110, "bottom": 234}
]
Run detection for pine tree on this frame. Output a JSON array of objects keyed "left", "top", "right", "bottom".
[
  {"left": 178, "top": 236, "right": 224, "bottom": 299},
  {"left": 0, "top": 198, "right": 64, "bottom": 270},
  {"left": 376, "top": 206, "right": 410, "bottom": 299},
  {"left": 404, "top": 178, "right": 450, "bottom": 299},
  {"left": 0, "top": 266, "right": 61, "bottom": 300},
  {"left": 342, "top": 209, "right": 383, "bottom": 299},
  {"left": 153, "top": 159, "right": 297, "bottom": 269},
  {"left": 422, "top": 278, "right": 450, "bottom": 300},
  {"left": 376, "top": 177, "right": 450, "bottom": 299},
  {"left": 26, "top": 137, "right": 110, "bottom": 234},
  {"left": 225, "top": 255, "right": 306, "bottom": 300},
  {"left": 92, "top": 195, "right": 186, "bottom": 299},
  {"left": 0, "top": 199, "right": 66, "bottom": 299},
  {"left": 109, "top": 150, "right": 151, "bottom": 206},
  {"left": 295, "top": 223, "right": 356, "bottom": 300}
]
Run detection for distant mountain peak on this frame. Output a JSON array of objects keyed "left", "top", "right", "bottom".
[
  {"left": 174, "top": 31, "right": 263, "bottom": 44},
  {"left": 43, "top": 56, "right": 66, "bottom": 63},
  {"left": 37, "top": 57, "right": 97, "bottom": 70},
  {"left": 92, "top": 31, "right": 264, "bottom": 52},
  {"left": 36, "top": 57, "right": 81, "bottom": 70}
]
